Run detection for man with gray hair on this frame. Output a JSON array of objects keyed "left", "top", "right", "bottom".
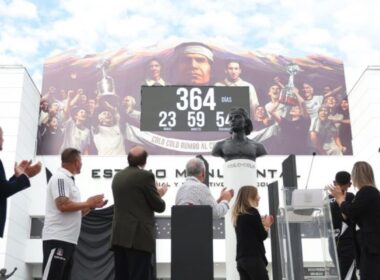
[{"left": 175, "top": 157, "right": 234, "bottom": 218}]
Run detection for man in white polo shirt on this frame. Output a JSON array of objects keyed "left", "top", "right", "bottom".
[{"left": 42, "top": 148, "right": 106, "bottom": 280}]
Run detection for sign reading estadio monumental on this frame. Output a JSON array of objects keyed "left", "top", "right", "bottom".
[{"left": 38, "top": 41, "right": 351, "bottom": 156}]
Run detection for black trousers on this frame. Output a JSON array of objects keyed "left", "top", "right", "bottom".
[
  {"left": 237, "top": 257, "right": 269, "bottom": 280},
  {"left": 360, "top": 248, "right": 380, "bottom": 280},
  {"left": 339, "top": 255, "right": 357, "bottom": 280},
  {"left": 113, "top": 246, "right": 152, "bottom": 280},
  {"left": 42, "top": 240, "right": 76, "bottom": 280}
]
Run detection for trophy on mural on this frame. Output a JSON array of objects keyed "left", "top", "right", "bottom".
[
  {"left": 279, "top": 63, "right": 300, "bottom": 106},
  {"left": 96, "top": 58, "right": 118, "bottom": 106}
]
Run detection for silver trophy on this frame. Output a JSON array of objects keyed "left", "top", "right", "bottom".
[
  {"left": 96, "top": 58, "right": 115, "bottom": 96},
  {"left": 96, "top": 58, "right": 118, "bottom": 106},
  {"left": 279, "top": 63, "right": 300, "bottom": 106}
]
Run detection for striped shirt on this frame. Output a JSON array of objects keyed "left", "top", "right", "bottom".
[{"left": 42, "top": 168, "right": 81, "bottom": 244}]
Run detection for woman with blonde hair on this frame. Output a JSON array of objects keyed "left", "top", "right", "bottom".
[
  {"left": 330, "top": 161, "right": 380, "bottom": 279},
  {"left": 232, "top": 186, "right": 273, "bottom": 280}
]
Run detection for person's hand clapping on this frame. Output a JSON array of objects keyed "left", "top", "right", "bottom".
[
  {"left": 218, "top": 187, "right": 234, "bottom": 202},
  {"left": 329, "top": 183, "right": 344, "bottom": 198},
  {"left": 262, "top": 215, "right": 274, "bottom": 227},
  {"left": 262, "top": 215, "right": 274, "bottom": 231},
  {"left": 328, "top": 183, "right": 346, "bottom": 206},
  {"left": 25, "top": 161, "right": 42, "bottom": 177},
  {"left": 14, "top": 160, "right": 31, "bottom": 177},
  {"left": 87, "top": 194, "right": 105, "bottom": 208},
  {"left": 157, "top": 182, "right": 168, "bottom": 197}
]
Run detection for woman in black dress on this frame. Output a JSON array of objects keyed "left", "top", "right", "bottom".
[{"left": 232, "top": 186, "right": 273, "bottom": 280}]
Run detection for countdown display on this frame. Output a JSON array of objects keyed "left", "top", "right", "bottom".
[{"left": 140, "top": 86, "right": 250, "bottom": 132}]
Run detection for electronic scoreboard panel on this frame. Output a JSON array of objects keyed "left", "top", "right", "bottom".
[{"left": 140, "top": 86, "right": 250, "bottom": 132}]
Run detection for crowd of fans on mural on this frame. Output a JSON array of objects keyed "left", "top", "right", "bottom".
[
  {"left": 255, "top": 80, "right": 352, "bottom": 156},
  {"left": 37, "top": 42, "right": 352, "bottom": 156},
  {"left": 37, "top": 85, "right": 135, "bottom": 156}
]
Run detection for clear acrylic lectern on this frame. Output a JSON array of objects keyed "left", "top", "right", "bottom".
[{"left": 277, "top": 188, "right": 340, "bottom": 280}]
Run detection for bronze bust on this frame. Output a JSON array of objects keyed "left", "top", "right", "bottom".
[{"left": 212, "top": 107, "right": 267, "bottom": 161}]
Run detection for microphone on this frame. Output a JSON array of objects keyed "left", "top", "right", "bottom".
[{"left": 305, "top": 152, "right": 316, "bottom": 190}]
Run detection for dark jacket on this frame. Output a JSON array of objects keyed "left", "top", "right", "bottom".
[
  {"left": 111, "top": 166, "right": 165, "bottom": 253},
  {"left": 330, "top": 192, "right": 356, "bottom": 257},
  {"left": 235, "top": 207, "right": 268, "bottom": 264},
  {"left": 341, "top": 186, "right": 380, "bottom": 254},
  {"left": 0, "top": 159, "right": 30, "bottom": 237}
]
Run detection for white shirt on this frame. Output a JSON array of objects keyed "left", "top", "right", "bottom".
[
  {"left": 39, "top": 110, "right": 49, "bottom": 125},
  {"left": 61, "top": 120, "right": 91, "bottom": 154},
  {"left": 215, "top": 78, "right": 259, "bottom": 107},
  {"left": 265, "top": 101, "right": 287, "bottom": 118},
  {"left": 93, "top": 125, "right": 126, "bottom": 156},
  {"left": 126, "top": 110, "right": 141, "bottom": 122},
  {"left": 42, "top": 168, "right": 82, "bottom": 244},
  {"left": 304, "top": 95, "right": 324, "bottom": 120},
  {"left": 145, "top": 78, "right": 166, "bottom": 86}
]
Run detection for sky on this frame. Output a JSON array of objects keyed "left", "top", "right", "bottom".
[{"left": 0, "top": 0, "right": 379, "bottom": 92}]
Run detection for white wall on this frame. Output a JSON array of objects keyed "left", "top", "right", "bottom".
[
  {"left": 0, "top": 65, "right": 40, "bottom": 279},
  {"left": 348, "top": 66, "right": 380, "bottom": 175}
]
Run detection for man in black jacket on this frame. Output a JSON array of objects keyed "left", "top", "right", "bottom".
[
  {"left": 329, "top": 171, "right": 357, "bottom": 279},
  {"left": 0, "top": 126, "right": 41, "bottom": 237}
]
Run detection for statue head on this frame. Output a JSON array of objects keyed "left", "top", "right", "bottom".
[
  {"left": 0, "top": 268, "right": 6, "bottom": 276},
  {"left": 229, "top": 107, "right": 253, "bottom": 135}
]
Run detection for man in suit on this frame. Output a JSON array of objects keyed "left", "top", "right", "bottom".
[
  {"left": 111, "top": 146, "right": 167, "bottom": 280},
  {"left": 0, "top": 126, "right": 41, "bottom": 237}
]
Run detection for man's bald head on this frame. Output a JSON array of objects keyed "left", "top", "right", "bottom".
[{"left": 128, "top": 146, "right": 148, "bottom": 167}]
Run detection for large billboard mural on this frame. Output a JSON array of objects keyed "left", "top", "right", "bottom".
[{"left": 38, "top": 42, "right": 352, "bottom": 156}]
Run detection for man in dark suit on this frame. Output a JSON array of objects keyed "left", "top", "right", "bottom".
[
  {"left": 0, "top": 126, "right": 41, "bottom": 237},
  {"left": 111, "top": 146, "right": 167, "bottom": 280}
]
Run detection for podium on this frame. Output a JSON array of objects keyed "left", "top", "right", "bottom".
[
  {"left": 171, "top": 205, "right": 213, "bottom": 280},
  {"left": 277, "top": 189, "right": 340, "bottom": 280}
]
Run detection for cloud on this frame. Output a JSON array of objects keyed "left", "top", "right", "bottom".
[
  {"left": 0, "top": 25, "right": 39, "bottom": 57},
  {"left": 0, "top": 0, "right": 37, "bottom": 19},
  {"left": 0, "top": 0, "right": 379, "bottom": 91}
]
